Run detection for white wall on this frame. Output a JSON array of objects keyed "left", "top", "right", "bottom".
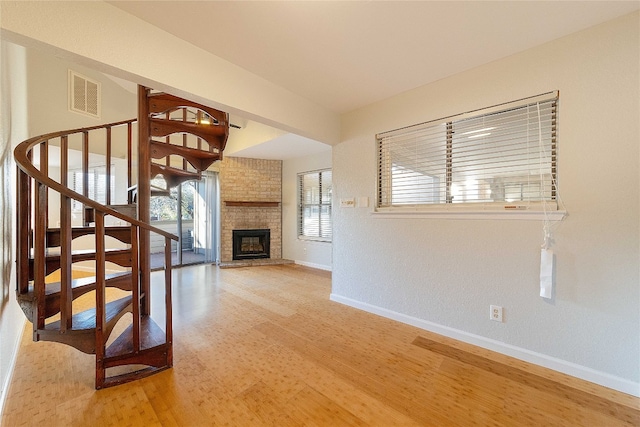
[
  {"left": 26, "top": 50, "right": 136, "bottom": 271},
  {"left": 26, "top": 47, "right": 137, "bottom": 137},
  {"left": 0, "top": 40, "right": 28, "bottom": 415},
  {"left": 282, "top": 149, "right": 332, "bottom": 270},
  {"left": 334, "top": 12, "right": 639, "bottom": 395}
]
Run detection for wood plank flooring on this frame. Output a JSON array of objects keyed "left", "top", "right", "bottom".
[{"left": 2, "top": 264, "right": 638, "bottom": 426}]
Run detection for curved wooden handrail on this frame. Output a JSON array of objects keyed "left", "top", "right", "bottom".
[{"left": 14, "top": 119, "right": 178, "bottom": 241}]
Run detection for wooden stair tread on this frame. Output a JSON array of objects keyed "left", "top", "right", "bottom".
[
  {"left": 147, "top": 92, "right": 228, "bottom": 125},
  {"left": 17, "top": 271, "right": 134, "bottom": 322},
  {"left": 35, "top": 247, "right": 131, "bottom": 258},
  {"left": 20, "top": 271, "right": 132, "bottom": 300},
  {"left": 37, "top": 295, "right": 134, "bottom": 355},
  {"left": 44, "top": 295, "right": 132, "bottom": 332},
  {"left": 149, "top": 139, "right": 221, "bottom": 171},
  {"left": 151, "top": 163, "right": 200, "bottom": 178},
  {"left": 128, "top": 184, "right": 171, "bottom": 198},
  {"left": 28, "top": 248, "right": 133, "bottom": 280},
  {"left": 47, "top": 225, "right": 133, "bottom": 247},
  {"left": 150, "top": 163, "right": 200, "bottom": 178},
  {"left": 149, "top": 117, "right": 227, "bottom": 151},
  {"left": 150, "top": 139, "right": 220, "bottom": 159},
  {"left": 46, "top": 271, "right": 132, "bottom": 295},
  {"left": 106, "top": 204, "right": 137, "bottom": 219},
  {"left": 105, "top": 316, "right": 167, "bottom": 359},
  {"left": 150, "top": 163, "right": 200, "bottom": 188}
]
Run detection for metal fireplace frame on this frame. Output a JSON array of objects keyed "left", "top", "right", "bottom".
[{"left": 232, "top": 229, "right": 271, "bottom": 260}]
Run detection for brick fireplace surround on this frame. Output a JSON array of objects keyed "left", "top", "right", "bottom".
[{"left": 219, "top": 157, "right": 282, "bottom": 263}]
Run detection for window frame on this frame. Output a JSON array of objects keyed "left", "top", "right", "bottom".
[
  {"left": 297, "top": 169, "right": 332, "bottom": 242},
  {"left": 375, "top": 92, "right": 565, "bottom": 220}
]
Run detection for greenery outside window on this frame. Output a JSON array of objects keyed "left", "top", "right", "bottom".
[{"left": 149, "top": 178, "right": 195, "bottom": 221}]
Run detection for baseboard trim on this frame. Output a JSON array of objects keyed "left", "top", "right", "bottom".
[
  {"left": 330, "top": 293, "right": 640, "bottom": 398},
  {"left": 295, "top": 260, "right": 332, "bottom": 271},
  {"left": 0, "top": 316, "right": 26, "bottom": 417}
]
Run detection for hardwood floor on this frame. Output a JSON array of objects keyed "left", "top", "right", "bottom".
[{"left": 2, "top": 264, "right": 638, "bottom": 426}]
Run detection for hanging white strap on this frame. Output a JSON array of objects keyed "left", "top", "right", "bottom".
[{"left": 540, "top": 248, "right": 554, "bottom": 299}]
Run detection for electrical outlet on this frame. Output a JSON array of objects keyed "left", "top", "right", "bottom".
[{"left": 490, "top": 305, "right": 503, "bottom": 322}]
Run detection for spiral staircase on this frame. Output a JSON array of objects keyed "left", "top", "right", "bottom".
[{"left": 14, "top": 86, "right": 228, "bottom": 389}]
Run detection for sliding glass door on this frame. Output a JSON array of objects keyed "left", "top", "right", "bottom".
[{"left": 149, "top": 172, "right": 219, "bottom": 269}]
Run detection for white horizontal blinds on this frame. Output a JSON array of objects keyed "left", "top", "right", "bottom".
[
  {"left": 450, "top": 100, "right": 556, "bottom": 203},
  {"left": 298, "top": 170, "right": 332, "bottom": 240},
  {"left": 70, "top": 166, "right": 115, "bottom": 210},
  {"left": 377, "top": 93, "right": 557, "bottom": 208},
  {"left": 378, "top": 123, "right": 448, "bottom": 206}
]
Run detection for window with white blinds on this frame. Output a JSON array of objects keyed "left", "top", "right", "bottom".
[
  {"left": 298, "top": 170, "right": 332, "bottom": 241},
  {"left": 377, "top": 92, "right": 558, "bottom": 211},
  {"left": 70, "top": 166, "right": 115, "bottom": 211}
]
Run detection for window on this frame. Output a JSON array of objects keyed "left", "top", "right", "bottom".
[
  {"left": 298, "top": 170, "right": 332, "bottom": 241},
  {"left": 70, "top": 166, "right": 115, "bottom": 211},
  {"left": 377, "top": 92, "right": 558, "bottom": 213},
  {"left": 149, "top": 178, "right": 196, "bottom": 221}
]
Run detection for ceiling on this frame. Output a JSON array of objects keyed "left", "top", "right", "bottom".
[
  {"left": 107, "top": 1, "right": 639, "bottom": 158},
  {"left": 110, "top": 1, "right": 638, "bottom": 114}
]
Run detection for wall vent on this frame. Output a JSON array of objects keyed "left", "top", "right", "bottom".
[{"left": 68, "top": 70, "right": 101, "bottom": 118}]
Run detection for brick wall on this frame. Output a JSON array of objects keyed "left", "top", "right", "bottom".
[{"left": 219, "top": 157, "right": 282, "bottom": 261}]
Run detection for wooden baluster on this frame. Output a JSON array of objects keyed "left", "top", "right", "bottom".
[
  {"left": 40, "top": 141, "right": 49, "bottom": 232},
  {"left": 33, "top": 141, "right": 48, "bottom": 334},
  {"left": 95, "top": 211, "right": 106, "bottom": 388},
  {"left": 138, "top": 86, "right": 151, "bottom": 315},
  {"left": 131, "top": 225, "right": 140, "bottom": 352},
  {"left": 26, "top": 150, "right": 33, "bottom": 253},
  {"left": 16, "top": 167, "right": 30, "bottom": 294},
  {"left": 165, "top": 111, "right": 170, "bottom": 167},
  {"left": 105, "top": 126, "right": 112, "bottom": 206},
  {"left": 178, "top": 108, "right": 188, "bottom": 266},
  {"left": 196, "top": 111, "right": 203, "bottom": 151},
  {"left": 182, "top": 109, "right": 188, "bottom": 170},
  {"left": 60, "top": 135, "right": 73, "bottom": 331},
  {"left": 127, "top": 122, "right": 133, "bottom": 204},
  {"left": 165, "top": 236, "right": 173, "bottom": 366},
  {"left": 82, "top": 131, "right": 90, "bottom": 226}
]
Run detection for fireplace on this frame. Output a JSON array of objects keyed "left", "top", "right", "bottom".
[{"left": 232, "top": 229, "right": 270, "bottom": 260}]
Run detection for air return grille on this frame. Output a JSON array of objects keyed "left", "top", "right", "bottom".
[{"left": 69, "top": 70, "right": 101, "bottom": 118}]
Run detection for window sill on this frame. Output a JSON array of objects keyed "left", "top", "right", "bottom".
[
  {"left": 298, "top": 236, "right": 332, "bottom": 243},
  {"left": 372, "top": 208, "right": 566, "bottom": 221}
]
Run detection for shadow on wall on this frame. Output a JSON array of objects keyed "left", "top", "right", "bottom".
[{"left": 0, "top": 137, "right": 13, "bottom": 316}]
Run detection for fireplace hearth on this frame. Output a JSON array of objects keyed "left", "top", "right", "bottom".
[{"left": 232, "top": 229, "right": 270, "bottom": 260}]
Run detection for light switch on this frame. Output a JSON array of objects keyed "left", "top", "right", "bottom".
[{"left": 340, "top": 198, "right": 355, "bottom": 208}]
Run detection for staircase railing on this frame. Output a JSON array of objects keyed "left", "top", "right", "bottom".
[
  {"left": 14, "top": 86, "right": 227, "bottom": 388},
  {"left": 14, "top": 118, "right": 178, "bottom": 388}
]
